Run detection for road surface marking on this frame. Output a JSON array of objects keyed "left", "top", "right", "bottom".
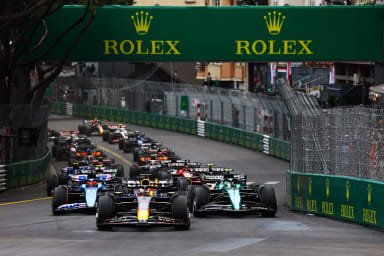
[
  {"left": 255, "top": 221, "right": 311, "bottom": 231},
  {"left": 264, "top": 181, "right": 280, "bottom": 185},
  {"left": 96, "top": 144, "right": 132, "bottom": 166},
  {"left": 0, "top": 197, "right": 51, "bottom": 206},
  {"left": 193, "top": 238, "right": 266, "bottom": 252},
  {"left": 72, "top": 230, "right": 97, "bottom": 233}
]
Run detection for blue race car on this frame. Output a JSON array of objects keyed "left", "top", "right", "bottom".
[
  {"left": 51, "top": 173, "right": 116, "bottom": 215},
  {"left": 119, "top": 131, "right": 152, "bottom": 153}
]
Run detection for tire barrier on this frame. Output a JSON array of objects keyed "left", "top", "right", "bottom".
[
  {"left": 287, "top": 170, "right": 384, "bottom": 229},
  {"left": 63, "top": 103, "right": 73, "bottom": 116},
  {"left": 5, "top": 150, "right": 51, "bottom": 190},
  {"left": 197, "top": 120, "right": 205, "bottom": 137},
  {"left": 0, "top": 165, "right": 6, "bottom": 191}
]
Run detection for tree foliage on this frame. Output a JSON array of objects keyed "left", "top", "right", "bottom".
[{"left": 0, "top": 0, "right": 133, "bottom": 105}]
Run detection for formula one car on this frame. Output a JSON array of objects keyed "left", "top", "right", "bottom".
[
  {"left": 189, "top": 171, "right": 277, "bottom": 217},
  {"left": 129, "top": 160, "right": 171, "bottom": 179},
  {"left": 133, "top": 143, "right": 178, "bottom": 163},
  {"left": 51, "top": 173, "right": 117, "bottom": 214},
  {"left": 51, "top": 131, "right": 91, "bottom": 161},
  {"left": 78, "top": 119, "right": 107, "bottom": 136},
  {"left": 119, "top": 131, "right": 152, "bottom": 153},
  {"left": 68, "top": 144, "right": 106, "bottom": 162},
  {"left": 102, "top": 124, "right": 133, "bottom": 144},
  {"left": 96, "top": 175, "right": 191, "bottom": 230}
]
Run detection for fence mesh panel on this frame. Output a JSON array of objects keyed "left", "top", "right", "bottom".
[{"left": 52, "top": 77, "right": 316, "bottom": 141}]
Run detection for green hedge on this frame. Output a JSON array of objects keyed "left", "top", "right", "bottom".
[
  {"left": 287, "top": 170, "right": 384, "bottom": 229},
  {"left": 6, "top": 150, "right": 51, "bottom": 189}
]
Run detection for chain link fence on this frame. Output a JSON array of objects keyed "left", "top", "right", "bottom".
[
  {"left": 51, "top": 77, "right": 316, "bottom": 141},
  {"left": 289, "top": 104, "right": 384, "bottom": 182},
  {"left": 277, "top": 81, "right": 384, "bottom": 181}
]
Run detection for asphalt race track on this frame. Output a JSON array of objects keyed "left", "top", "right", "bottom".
[{"left": 0, "top": 115, "right": 383, "bottom": 256}]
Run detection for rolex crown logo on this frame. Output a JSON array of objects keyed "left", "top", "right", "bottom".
[
  {"left": 264, "top": 11, "right": 285, "bottom": 35},
  {"left": 131, "top": 11, "right": 153, "bottom": 35}
]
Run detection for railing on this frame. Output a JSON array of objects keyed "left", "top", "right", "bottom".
[{"left": 5, "top": 149, "right": 51, "bottom": 190}]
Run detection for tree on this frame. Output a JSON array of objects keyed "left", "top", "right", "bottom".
[
  {"left": 0, "top": 0, "right": 133, "bottom": 106},
  {"left": 0, "top": 0, "right": 133, "bottom": 162}
]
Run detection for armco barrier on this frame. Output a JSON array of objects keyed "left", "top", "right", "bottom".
[
  {"left": 69, "top": 104, "right": 197, "bottom": 135},
  {"left": 5, "top": 150, "right": 51, "bottom": 189},
  {"left": 287, "top": 170, "right": 384, "bottom": 229},
  {"left": 204, "top": 121, "right": 290, "bottom": 161},
  {"left": 55, "top": 102, "right": 290, "bottom": 160}
]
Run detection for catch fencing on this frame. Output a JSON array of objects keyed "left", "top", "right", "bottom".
[
  {"left": 289, "top": 106, "right": 384, "bottom": 182},
  {"left": 51, "top": 77, "right": 303, "bottom": 141}
]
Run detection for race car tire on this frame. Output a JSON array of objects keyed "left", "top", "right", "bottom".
[
  {"left": 102, "top": 131, "right": 110, "bottom": 142},
  {"left": 260, "top": 186, "right": 277, "bottom": 217},
  {"left": 193, "top": 186, "right": 209, "bottom": 217},
  {"left": 118, "top": 139, "right": 124, "bottom": 150},
  {"left": 52, "top": 186, "right": 67, "bottom": 215},
  {"left": 97, "top": 194, "right": 115, "bottom": 230},
  {"left": 187, "top": 185, "right": 204, "bottom": 212},
  {"left": 115, "top": 164, "right": 124, "bottom": 177},
  {"left": 56, "top": 149, "right": 66, "bottom": 161},
  {"left": 78, "top": 125, "right": 87, "bottom": 135},
  {"left": 58, "top": 174, "right": 68, "bottom": 185},
  {"left": 123, "top": 142, "right": 131, "bottom": 153},
  {"left": 133, "top": 147, "right": 140, "bottom": 162},
  {"left": 172, "top": 194, "right": 190, "bottom": 230},
  {"left": 156, "top": 169, "right": 171, "bottom": 180},
  {"left": 108, "top": 135, "right": 113, "bottom": 144},
  {"left": 46, "top": 175, "right": 58, "bottom": 196},
  {"left": 51, "top": 145, "right": 57, "bottom": 158},
  {"left": 177, "top": 177, "right": 189, "bottom": 192},
  {"left": 129, "top": 165, "right": 139, "bottom": 178}
]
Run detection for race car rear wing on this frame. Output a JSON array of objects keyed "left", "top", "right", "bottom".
[
  {"left": 60, "top": 131, "right": 79, "bottom": 135},
  {"left": 190, "top": 167, "right": 227, "bottom": 173},
  {"left": 165, "top": 162, "right": 201, "bottom": 168}
]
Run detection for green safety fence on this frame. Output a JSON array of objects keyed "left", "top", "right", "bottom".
[
  {"left": 270, "top": 137, "right": 290, "bottom": 161},
  {"left": 6, "top": 150, "right": 51, "bottom": 189},
  {"left": 287, "top": 170, "right": 384, "bottom": 229},
  {"left": 55, "top": 102, "right": 290, "bottom": 160},
  {"left": 69, "top": 103, "right": 197, "bottom": 135},
  {"left": 204, "top": 122, "right": 290, "bottom": 161},
  {"left": 52, "top": 101, "right": 64, "bottom": 115}
]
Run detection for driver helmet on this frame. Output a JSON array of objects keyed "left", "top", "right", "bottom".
[{"left": 223, "top": 180, "right": 232, "bottom": 188}]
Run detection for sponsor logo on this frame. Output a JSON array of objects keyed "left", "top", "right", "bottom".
[
  {"left": 132, "top": 11, "right": 153, "bottom": 35},
  {"left": 235, "top": 11, "right": 313, "bottom": 56},
  {"left": 58, "top": 203, "right": 86, "bottom": 210},
  {"left": 264, "top": 11, "right": 285, "bottom": 35}
]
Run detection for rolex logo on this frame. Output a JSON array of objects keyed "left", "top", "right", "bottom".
[
  {"left": 131, "top": 11, "right": 153, "bottom": 35},
  {"left": 264, "top": 11, "right": 285, "bottom": 35}
]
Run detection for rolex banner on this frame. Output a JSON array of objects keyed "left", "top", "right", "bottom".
[
  {"left": 287, "top": 170, "right": 384, "bottom": 229},
  {"left": 30, "top": 6, "right": 384, "bottom": 61}
]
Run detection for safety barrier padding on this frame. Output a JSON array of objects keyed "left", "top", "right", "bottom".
[
  {"left": 6, "top": 150, "right": 51, "bottom": 189},
  {"left": 55, "top": 102, "right": 290, "bottom": 161},
  {"left": 287, "top": 170, "right": 384, "bottom": 229}
]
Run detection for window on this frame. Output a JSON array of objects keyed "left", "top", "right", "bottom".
[{"left": 213, "top": 0, "right": 220, "bottom": 6}]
